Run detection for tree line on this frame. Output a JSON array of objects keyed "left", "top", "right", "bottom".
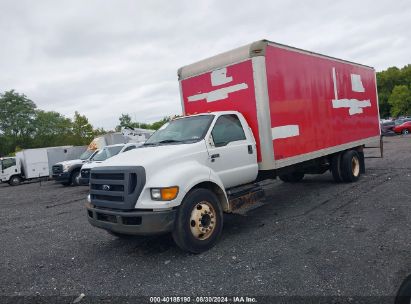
[
  {"left": 0, "top": 90, "right": 170, "bottom": 157},
  {"left": 115, "top": 113, "right": 171, "bottom": 132},
  {"left": 1, "top": 64, "right": 410, "bottom": 156},
  {"left": 0, "top": 90, "right": 102, "bottom": 157},
  {"left": 377, "top": 64, "right": 411, "bottom": 118}
]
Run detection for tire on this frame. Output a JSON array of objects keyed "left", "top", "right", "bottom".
[
  {"left": 279, "top": 172, "right": 304, "bottom": 183},
  {"left": 402, "top": 129, "right": 409, "bottom": 135},
  {"left": 71, "top": 170, "right": 81, "bottom": 186},
  {"left": 172, "top": 188, "right": 223, "bottom": 253},
  {"left": 61, "top": 181, "right": 71, "bottom": 187},
  {"left": 107, "top": 231, "right": 134, "bottom": 239},
  {"left": 340, "top": 150, "right": 361, "bottom": 183},
  {"left": 8, "top": 175, "right": 21, "bottom": 186},
  {"left": 330, "top": 153, "right": 343, "bottom": 183},
  {"left": 395, "top": 275, "right": 411, "bottom": 304}
]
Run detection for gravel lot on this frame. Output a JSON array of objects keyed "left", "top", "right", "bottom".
[{"left": 1, "top": 136, "right": 411, "bottom": 301}]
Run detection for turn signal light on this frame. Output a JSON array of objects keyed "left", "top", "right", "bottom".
[{"left": 151, "top": 187, "right": 179, "bottom": 201}]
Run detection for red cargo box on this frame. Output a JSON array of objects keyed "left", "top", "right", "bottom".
[{"left": 178, "top": 40, "right": 381, "bottom": 170}]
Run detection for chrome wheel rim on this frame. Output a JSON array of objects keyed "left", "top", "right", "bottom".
[
  {"left": 352, "top": 156, "right": 360, "bottom": 177},
  {"left": 189, "top": 201, "right": 216, "bottom": 240}
]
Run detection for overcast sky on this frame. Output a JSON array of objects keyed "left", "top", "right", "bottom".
[{"left": 0, "top": 0, "right": 409, "bottom": 130}]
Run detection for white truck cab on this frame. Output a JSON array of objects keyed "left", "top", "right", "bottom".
[
  {"left": 86, "top": 111, "right": 258, "bottom": 252},
  {"left": 0, "top": 157, "right": 21, "bottom": 185}
]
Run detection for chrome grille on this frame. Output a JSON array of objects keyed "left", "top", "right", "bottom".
[{"left": 52, "top": 164, "right": 63, "bottom": 175}]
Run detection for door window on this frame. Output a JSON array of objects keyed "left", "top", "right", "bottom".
[
  {"left": 211, "top": 114, "right": 246, "bottom": 147},
  {"left": 1, "top": 158, "right": 16, "bottom": 170}
]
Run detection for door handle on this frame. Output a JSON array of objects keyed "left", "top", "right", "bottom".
[
  {"left": 248, "top": 145, "right": 253, "bottom": 154},
  {"left": 210, "top": 154, "right": 220, "bottom": 162}
]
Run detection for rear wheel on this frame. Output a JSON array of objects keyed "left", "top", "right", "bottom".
[
  {"left": 8, "top": 175, "right": 21, "bottom": 186},
  {"left": 340, "top": 150, "right": 361, "bottom": 183},
  {"left": 279, "top": 172, "right": 304, "bottom": 183},
  {"left": 330, "top": 153, "right": 343, "bottom": 182},
  {"left": 172, "top": 188, "right": 223, "bottom": 253},
  {"left": 402, "top": 129, "right": 409, "bottom": 135}
]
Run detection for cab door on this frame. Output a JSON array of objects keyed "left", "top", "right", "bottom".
[
  {"left": 1, "top": 158, "right": 18, "bottom": 181},
  {"left": 206, "top": 114, "right": 258, "bottom": 188}
]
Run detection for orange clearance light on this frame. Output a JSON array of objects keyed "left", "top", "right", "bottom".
[{"left": 160, "top": 187, "right": 179, "bottom": 201}]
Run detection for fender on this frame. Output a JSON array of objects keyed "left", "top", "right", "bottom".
[
  {"left": 68, "top": 163, "right": 83, "bottom": 173},
  {"left": 182, "top": 166, "right": 229, "bottom": 212},
  {"left": 136, "top": 160, "right": 228, "bottom": 211}
]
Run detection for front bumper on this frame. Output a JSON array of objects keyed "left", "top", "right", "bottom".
[
  {"left": 52, "top": 172, "right": 70, "bottom": 182},
  {"left": 85, "top": 202, "right": 176, "bottom": 235},
  {"left": 79, "top": 177, "right": 89, "bottom": 186}
]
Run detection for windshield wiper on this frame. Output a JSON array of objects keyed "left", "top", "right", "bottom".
[
  {"left": 143, "top": 140, "right": 181, "bottom": 146},
  {"left": 158, "top": 139, "right": 182, "bottom": 144},
  {"left": 143, "top": 142, "right": 159, "bottom": 146}
]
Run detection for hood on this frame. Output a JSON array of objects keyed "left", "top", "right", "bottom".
[
  {"left": 92, "top": 141, "right": 207, "bottom": 169},
  {"left": 81, "top": 161, "right": 104, "bottom": 169},
  {"left": 55, "top": 159, "right": 83, "bottom": 166}
]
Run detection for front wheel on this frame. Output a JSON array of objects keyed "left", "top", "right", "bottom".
[
  {"left": 402, "top": 129, "right": 409, "bottom": 135},
  {"left": 9, "top": 175, "right": 22, "bottom": 186},
  {"left": 107, "top": 231, "right": 135, "bottom": 239},
  {"left": 71, "top": 171, "right": 81, "bottom": 186},
  {"left": 172, "top": 188, "right": 223, "bottom": 253}
]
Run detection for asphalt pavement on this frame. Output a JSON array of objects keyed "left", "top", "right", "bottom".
[{"left": 1, "top": 136, "right": 410, "bottom": 301}]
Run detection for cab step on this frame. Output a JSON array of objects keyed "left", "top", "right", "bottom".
[{"left": 227, "top": 184, "right": 265, "bottom": 215}]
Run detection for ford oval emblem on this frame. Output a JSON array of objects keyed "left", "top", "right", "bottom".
[{"left": 102, "top": 184, "right": 111, "bottom": 191}]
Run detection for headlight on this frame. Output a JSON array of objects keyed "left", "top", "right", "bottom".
[
  {"left": 62, "top": 164, "right": 70, "bottom": 172},
  {"left": 151, "top": 187, "right": 179, "bottom": 201},
  {"left": 87, "top": 194, "right": 91, "bottom": 203}
]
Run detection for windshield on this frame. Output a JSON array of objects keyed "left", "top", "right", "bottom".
[
  {"left": 92, "top": 145, "right": 124, "bottom": 161},
  {"left": 80, "top": 149, "right": 95, "bottom": 160},
  {"left": 144, "top": 115, "right": 214, "bottom": 146}
]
